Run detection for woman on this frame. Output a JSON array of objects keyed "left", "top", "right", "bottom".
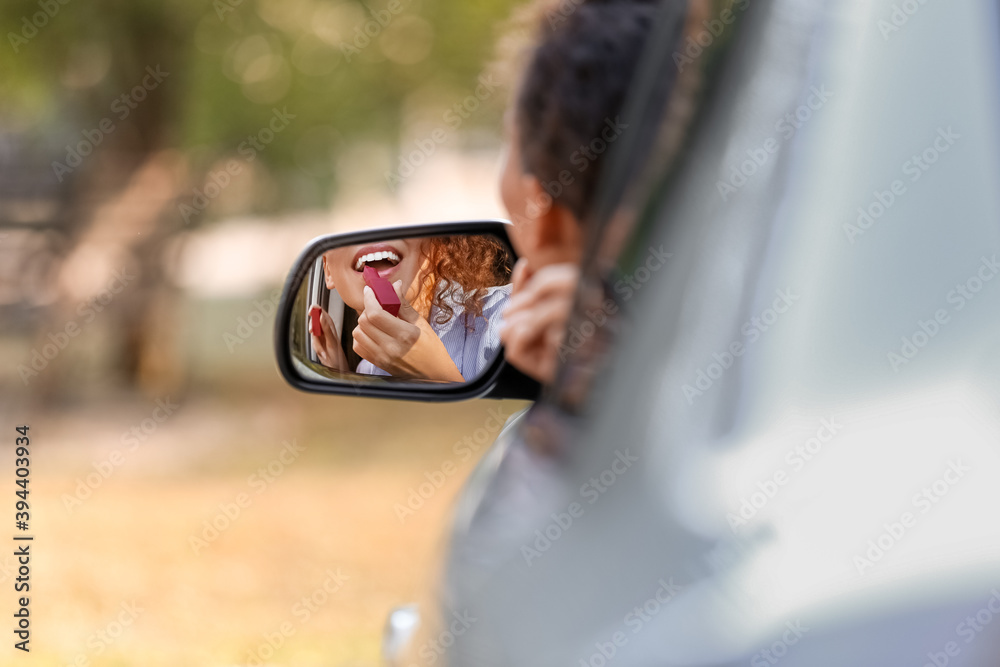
[
  {"left": 497, "top": 0, "right": 661, "bottom": 384},
  {"left": 310, "top": 234, "right": 512, "bottom": 382}
]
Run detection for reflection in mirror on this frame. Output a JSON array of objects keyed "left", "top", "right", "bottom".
[{"left": 290, "top": 234, "right": 514, "bottom": 386}]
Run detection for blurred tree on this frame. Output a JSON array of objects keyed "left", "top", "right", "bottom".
[{"left": 0, "top": 0, "right": 520, "bottom": 397}]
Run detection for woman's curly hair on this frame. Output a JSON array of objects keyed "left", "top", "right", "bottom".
[
  {"left": 419, "top": 235, "right": 513, "bottom": 330},
  {"left": 515, "top": 0, "right": 660, "bottom": 222}
]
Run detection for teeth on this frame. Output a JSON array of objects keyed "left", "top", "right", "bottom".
[{"left": 354, "top": 250, "right": 400, "bottom": 271}]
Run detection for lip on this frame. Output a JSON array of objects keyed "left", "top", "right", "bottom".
[{"left": 350, "top": 242, "right": 404, "bottom": 279}]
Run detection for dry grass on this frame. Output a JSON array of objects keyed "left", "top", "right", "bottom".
[{"left": 19, "top": 391, "right": 528, "bottom": 666}]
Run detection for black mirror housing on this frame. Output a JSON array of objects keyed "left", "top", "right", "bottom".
[{"left": 273, "top": 220, "right": 541, "bottom": 402}]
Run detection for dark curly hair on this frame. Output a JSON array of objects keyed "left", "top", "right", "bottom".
[
  {"left": 515, "top": 0, "right": 660, "bottom": 221},
  {"left": 419, "top": 235, "right": 513, "bottom": 329}
]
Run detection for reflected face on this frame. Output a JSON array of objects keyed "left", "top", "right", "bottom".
[{"left": 322, "top": 238, "right": 428, "bottom": 311}]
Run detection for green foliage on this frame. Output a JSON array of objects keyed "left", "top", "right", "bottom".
[{"left": 0, "top": 0, "right": 520, "bottom": 210}]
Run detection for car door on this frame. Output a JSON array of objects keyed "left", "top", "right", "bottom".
[{"left": 442, "top": 0, "right": 1000, "bottom": 664}]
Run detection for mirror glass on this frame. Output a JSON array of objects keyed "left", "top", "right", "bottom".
[{"left": 288, "top": 233, "right": 514, "bottom": 386}]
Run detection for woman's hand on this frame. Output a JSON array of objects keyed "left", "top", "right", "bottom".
[
  {"left": 499, "top": 259, "right": 579, "bottom": 385},
  {"left": 309, "top": 305, "right": 351, "bottom": 372},
  {"left": 352, "top": 281, "right": 465, "bottom": 382}
]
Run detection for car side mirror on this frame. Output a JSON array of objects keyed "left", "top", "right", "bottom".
[{"left": 273, "top": 220, "right": 541, "bottom": 401}]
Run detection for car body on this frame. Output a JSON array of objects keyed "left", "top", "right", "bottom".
[{"left": 433, "top": 0, "right": 1000, "bottom": 664}]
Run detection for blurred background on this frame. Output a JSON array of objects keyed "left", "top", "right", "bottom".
[{"left": 0, "top": 0, "right": 528, "bottom": 663}]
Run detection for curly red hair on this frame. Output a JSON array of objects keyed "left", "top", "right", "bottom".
[{"left": 418, "top": 235, "right": 513, "bottom": 330}]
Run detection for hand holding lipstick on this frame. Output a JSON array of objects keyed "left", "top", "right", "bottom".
[
  {"left": 362, "top": 265, "right": 401, "bottom": 316},
  {"left": 352, "top": 280, "right": 464, "bottom": 382}
]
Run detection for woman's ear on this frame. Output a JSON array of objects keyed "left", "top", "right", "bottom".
[
  {"left": 322, "top": 254, "right": 336, "bottom": 290},
  {"left": 522, "top": 177, "right": 584, "bottom": 267}
]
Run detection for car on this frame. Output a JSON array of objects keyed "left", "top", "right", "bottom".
[{"left": 275, "top": 0, "right": 1000, "bottom": 664}]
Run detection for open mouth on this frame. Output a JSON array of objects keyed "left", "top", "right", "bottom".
[{"left": 351, "top": 244, "right": 402, "bottom": 276}]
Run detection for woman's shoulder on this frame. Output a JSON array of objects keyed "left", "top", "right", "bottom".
[
  {"left": 433, "top": 282, "right": 511, "bottom": 322},
  {"left": 470, "top": 283, "right": 511, "bottom": 324},
  {"left": 482, "top": 283, "right": 513, "bottom": 308}
]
